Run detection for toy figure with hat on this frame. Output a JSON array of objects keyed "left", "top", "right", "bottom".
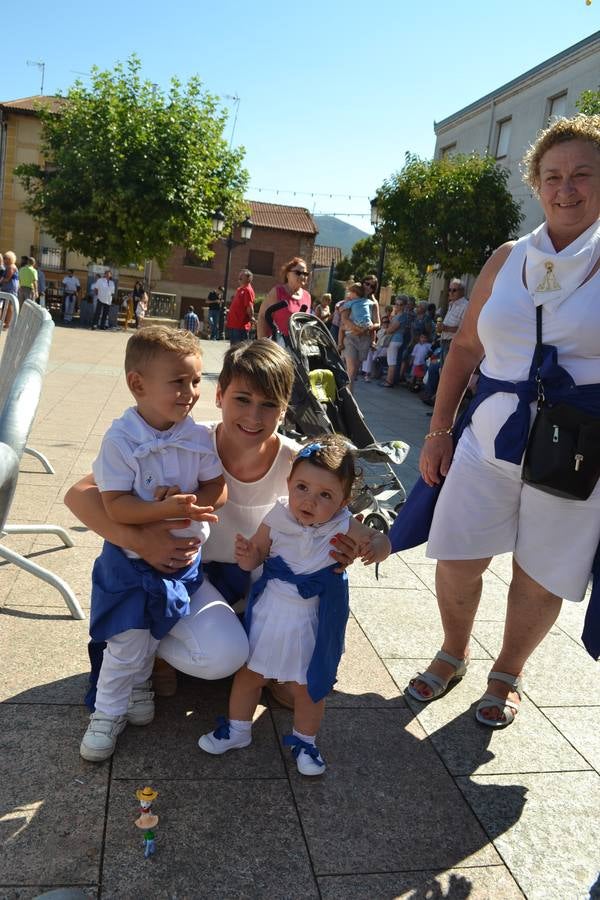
[{"left": 134, "top": 786, "right": 159, "bottom": 858}]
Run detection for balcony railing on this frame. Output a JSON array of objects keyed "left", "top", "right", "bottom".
[
  {"left": 34, "top": 246, "right": 64, "bottom": 271},
  {"left": 148, "top": 292, "right": 179, "bottom": 320}
]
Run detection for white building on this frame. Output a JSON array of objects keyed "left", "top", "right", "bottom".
[{"left": 431, "top": 30, "right": 600, "bottom": 307}]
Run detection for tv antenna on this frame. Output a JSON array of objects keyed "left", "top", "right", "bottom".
[
  {"left": 27, "top": 60, "right": 46, "bottom": 95},
  {"left": 223, "top": 94, "right": 240, "bottom": 148}
]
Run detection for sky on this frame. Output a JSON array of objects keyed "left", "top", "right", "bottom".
[{"left": 3, "top": 1, "right": 598, "bottom": 231}]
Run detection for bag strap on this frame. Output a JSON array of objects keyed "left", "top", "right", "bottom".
[{"left": 534, "top": 304, "right": 545, "bottom": 409}]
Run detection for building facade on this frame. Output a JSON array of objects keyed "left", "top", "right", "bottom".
[
  {"left": 428, "top": 31, "right": 600, "bottom": 306},
  {"left": 0, "top": 98, "right": 318, "bottom": 321},
  {"left": 433, "top": 31, "right": 600, "bottom": 237}
]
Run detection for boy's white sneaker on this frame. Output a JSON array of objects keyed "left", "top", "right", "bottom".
[
  {"left": 283, "top": 734, "right": 326, "bottom": 776},
  {"left": 127, "top": 680, "right": 155, "bottom": 726},
  {"left": 198, "top": 717, "right": 252, "bottom": 754},
  {"left": 80, "top": 712, "right": 128, "bottom": 761}
]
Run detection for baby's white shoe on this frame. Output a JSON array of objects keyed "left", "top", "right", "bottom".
[
  {"left": 198, "top": 717, "right": 252, "bottom": 754},
  {"left": 283, "top": 734, "right": 326, "bottom": 776},
  {"left": 80, "top": 712, "right": 128, "bottom": 761}
]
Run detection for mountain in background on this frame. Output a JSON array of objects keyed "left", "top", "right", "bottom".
[{"left": 313, "top": 215, "right": 369, "bottom": 257}]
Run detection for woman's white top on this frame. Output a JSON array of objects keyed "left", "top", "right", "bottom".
[
  {"left": 245, "top": 499, "right": 352, "bottom": 683},
  {"left": 201, "top": 424, "right": 299, "bottom": 564},
  {"left": 473, "top": 235, "right": 600, "bottom": 449}
]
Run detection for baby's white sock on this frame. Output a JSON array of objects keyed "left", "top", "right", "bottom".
[
  {"left": 293, "top": 728, "right": 316, "bottom": 746},
  {"left": 229, "top": 718, "right": 252, "bottom": 736}
]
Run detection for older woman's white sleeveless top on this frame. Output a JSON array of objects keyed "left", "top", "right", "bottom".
[{"left": 478, "top": 234, "right": 600, "bottom": 385}]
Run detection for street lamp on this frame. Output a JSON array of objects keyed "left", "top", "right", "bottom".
[
  {"left": 370, "top": 196, "right": 386, "bottom": 301},
  {"left": 211, "top": 210, "right": 253, "bottom": 338}
]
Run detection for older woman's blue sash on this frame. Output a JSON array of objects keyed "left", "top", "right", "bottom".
[
  {"left": 245, "top": 555, "right": 349, "bottom": 703},
  {"left": 389, "top": 344, "right": 600, "bottom": 660}
]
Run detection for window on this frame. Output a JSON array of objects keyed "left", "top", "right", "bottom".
[
  {"left": 440, "top": 143, "right": 456, "bottom": 159},
  {"left": 247, "top": 249, "right": 274, "bottom": 276},
  {"left": 184, "top": 249, "right": 213, "bottom": 268},
  {"left": 495, "top": 119, "right": 512, "bottom": 159},
  {"left": 548, "top": 92, "right": 567, "bottom": 123}
]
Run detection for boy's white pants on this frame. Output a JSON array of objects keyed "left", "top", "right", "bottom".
[{"left": 95, "top": 629, "right": 159, "bottom": 716}]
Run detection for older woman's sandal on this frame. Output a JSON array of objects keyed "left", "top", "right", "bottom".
[
  {"left": 475, "top": 671, "right": 522, "bottom": 728},
  {"left": 406, "top": 650, "right": 469, "bottom": 702}
]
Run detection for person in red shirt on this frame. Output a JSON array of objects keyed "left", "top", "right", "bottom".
[{"left": 226, "top": 270, "right": 256, "bottom": 345}]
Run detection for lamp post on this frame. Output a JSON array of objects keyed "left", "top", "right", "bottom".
[
  {"left": 211, "top": 210, "right": 253, "bottom": 338},
  {"left": 370, "top": 196, "right": 387, "bottom": 301}
]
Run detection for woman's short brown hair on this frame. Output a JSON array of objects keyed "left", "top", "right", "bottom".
[
  {"left": 218, "top": 338, "right": 294, "bottom": 409},
  {"left": 522, "top": 114, "right": 600, "bottom": 194}
]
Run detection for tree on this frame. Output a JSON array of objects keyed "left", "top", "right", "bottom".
[
  {"left": 377, "top": 152, "right": 523, "bottom": 278},
  {"left": 576, "top": 90, "right": 600, "bottom": 115},
  {"left": 14, "top": 56, "right": 248, "bottom": 267},
  {"left": 335, "top": 234, "right": 427, "bottom": 296}
]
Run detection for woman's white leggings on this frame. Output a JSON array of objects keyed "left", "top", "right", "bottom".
[{"left": 156, "top": 578, "right": 250, "bottom": 678}]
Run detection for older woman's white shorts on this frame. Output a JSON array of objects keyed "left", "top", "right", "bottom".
[
  {"left": 387, "top": 341, "right": 404, "bottom": 366},
  {"left": 426, "top": 424, "right": 600, "bottom": 602}
]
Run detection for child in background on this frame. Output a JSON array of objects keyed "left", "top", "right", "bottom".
[
  {"left": 408, "top": 332, "right": 432, "bottom": 391},
  {"left": 198, "top": 435, "right": 390, "bottom": 776},
  {"left": 80, "top": 326, "right": 227, "bottom": 762}
]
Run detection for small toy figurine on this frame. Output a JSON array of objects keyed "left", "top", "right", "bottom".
[{"left": 135, "top": 786, "right": 159, "bottom": 858}]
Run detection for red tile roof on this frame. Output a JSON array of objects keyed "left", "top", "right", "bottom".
[
  {"left": 312, "top": 245, "right": 343, "bottom": 267},
  {"left": 0, "top": 95, "right": 64, "bottom": 115},
  {"left": 248, "top": 200, "right": 318, "bottom": 235}
]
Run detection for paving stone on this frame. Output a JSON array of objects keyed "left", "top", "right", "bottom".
[
  {"left": 274, "top": 708, "right": 501, "bottom": 874},
  {"left": 350, "top": 589, "right": 492, "bottom": 659},
  {"left": 0, "top": 706, "right": 107, "bottom": 885},
  {"left": 0, "top": 887, "right": 96, "bottom": 899},
  {"left": 101, "top": 779, "right": 318, "bottom": 899},
  {"left": 112, "top": 675, "right": 285, "bottom": 780},
  {"left": 544, "top": 706, "right": 600, "bottom": 773},
  {"left": 472, "top": 624, "right": 600, "bottom": 706},
  {"left": 328, "top": 619, "right": 406, "bottom": 708},
  {"left": 384, "top": 658, "right": 590, "bottom": 776},
  {"left": 0, "top": 606, "right": 90, "bottom": 703},
  {"left": 318, "top": 866, "right": 524, "bottom": 899},
  {"left": 348, "top": 553, "right": 425, "bottom": 589},
  {"left": 458, "top": 771, "right": 600, "bottom": 900},
  {"left": 5, "top": 546, "right": 95, "bottom": 610}
]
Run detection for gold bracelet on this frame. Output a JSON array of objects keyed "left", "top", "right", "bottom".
[{"left": 424, "top": 427, "right": 453, "bottom": 440}]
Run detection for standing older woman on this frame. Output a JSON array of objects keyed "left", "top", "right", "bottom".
[
  {"left": 0, "top": 251, "right": 19, "bottom": 328},
  {"left": 401, "top": 115, "right": 600, "bottom": 727},
  {"left": 257, "top": 257, "right": 311, "bottom": 344}
]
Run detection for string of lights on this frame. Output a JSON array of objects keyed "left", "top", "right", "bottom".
[{"left": 249, "top": 185, "right": 372, "bottom": 202}]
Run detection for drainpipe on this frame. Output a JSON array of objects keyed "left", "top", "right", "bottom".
[
  {"left": 486, "top": 98, "right": 497, "bottom": 155},
  {"left": 0, "top": 110, "right": 7, "bottom": 225}
]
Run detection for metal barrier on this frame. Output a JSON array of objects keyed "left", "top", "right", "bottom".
[{"left": 0, "top": 295, "right": 84, "bottom": 619}]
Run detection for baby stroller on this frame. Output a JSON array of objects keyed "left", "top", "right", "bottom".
[{"left": 281, "top": 313, "right": 409, "bottom": 534}]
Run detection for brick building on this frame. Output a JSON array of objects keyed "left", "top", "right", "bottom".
[
  {"left": 0, "top": 96, "right": 319, "bottom": 321},
  {"left": 157, "top": 200, "right": 318, "bottom": 314}
]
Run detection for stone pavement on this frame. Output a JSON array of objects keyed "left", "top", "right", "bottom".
[{"left": 0, "top": 325, "right": 598, "bottom": 900}]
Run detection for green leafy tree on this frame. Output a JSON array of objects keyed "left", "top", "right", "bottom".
[
  {"left": 335, "top": 234, "right": 426, "bottom": 296},
  {"left": 576, "top": 89, "right": 600, "bottom": 115},
  {"left": 377, "top": 152, "right": 523, "bottom": 278},
  {"left": 15, "top": 56, "right": 248, "bottom": 267}
]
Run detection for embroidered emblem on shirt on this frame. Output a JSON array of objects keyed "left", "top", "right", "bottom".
[
  {"left": 144, "top": 473, "right": 153, "bottom": 487},
  {"left": 535, "top": 260, "right": 561, "bottom": 293}
]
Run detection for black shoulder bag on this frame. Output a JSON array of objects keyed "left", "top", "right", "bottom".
[{"left": 522, "top": 304, "right": 600, "bottom": 500}]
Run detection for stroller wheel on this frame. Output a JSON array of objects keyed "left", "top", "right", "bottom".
[{"left": 364, "top": 513, "right": 389, "bottom": 534}]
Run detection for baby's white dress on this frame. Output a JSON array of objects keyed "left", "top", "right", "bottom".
[{"left": 246, "top": 499, "right": 351, "bottom": 684}]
